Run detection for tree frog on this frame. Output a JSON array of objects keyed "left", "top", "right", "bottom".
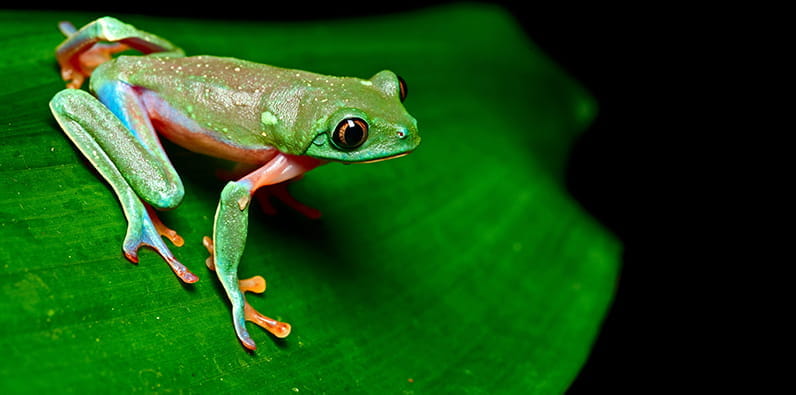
[{"left": 49, "top": 17, "right": 420, "bottom": 350}]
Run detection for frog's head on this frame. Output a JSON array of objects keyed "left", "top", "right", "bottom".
[{"left": 303, "top": 70, "right": 420, "bottom": 163}]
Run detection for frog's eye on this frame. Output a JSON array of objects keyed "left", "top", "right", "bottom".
[
  {"left": 332, "top": 117, "right": 368, "bottom": 150},
  {"left": 397, "top": 75, "right": 408, "bottom": 102}
]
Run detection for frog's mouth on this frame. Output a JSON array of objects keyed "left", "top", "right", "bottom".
[{"left": 348, "top": 151, "right": 412, "bottom": 164}]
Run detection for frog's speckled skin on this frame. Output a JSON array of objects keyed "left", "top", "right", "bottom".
[{"left": 49, "top": 17, "right": 420, "bottom": 350}]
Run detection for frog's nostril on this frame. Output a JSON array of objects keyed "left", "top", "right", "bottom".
[{"left": 396, "top": 128, "right": 409, "bottom": 139}]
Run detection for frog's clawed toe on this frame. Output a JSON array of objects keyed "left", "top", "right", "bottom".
[
  {"left": 202, "top": 236, "right": 216, "bottom": 271},
  {"left": 239, "top": 279, "right": 291, "bottom": 339},
  {"left": 145, "top": 204, "right": 185, "bottom": 247},
  {"left": 57, "top": 40, "right": 130, "bottom": 89},
  {"left": 244, "top": 302, "right": 292, "bottom": 339},
  {"left": 239, "top": 275, "right": 266, "bottom": 293},
  {"left": 123, "top": 240, "right": 198, "bottom": 284},
  {"left": 123, "top": 211, "right": 198, "bottom": 284},
  {"left": 123, "top": 245, "right": 140, "bottom": 263},
  {"left": 166, "top": 255, "right": 199, "bottom": 283}
]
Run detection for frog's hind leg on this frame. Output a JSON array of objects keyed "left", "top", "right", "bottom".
[
  {"left": 261, "top": 180, "right": 322, "bottom": 219},
  {"left": 56, "top": 17, "right": 184, "bottom": 89},
  {"left": 50, "top": 88, "right": 197, "bottom": 283}
]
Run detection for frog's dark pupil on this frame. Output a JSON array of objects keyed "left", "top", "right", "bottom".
[
  {"left": 344, "top": 121, "right": 364, "bottom": 144},
  {"left": 333, "top": 118, "right": 368, "bottom": 149}
]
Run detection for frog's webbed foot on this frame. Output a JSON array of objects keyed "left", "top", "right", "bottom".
[
  {"left": 123, "top": 202, "right": 197, "bottom": 283},
  {"left": 202, "top": 236, "right": 291, "bottom": 348}
]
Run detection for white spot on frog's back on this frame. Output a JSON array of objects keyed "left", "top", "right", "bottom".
[
  {"left": 360, "top": 80, "right": 373, "bottom": 86},
  {"left": 232, "top": 91, "right": 250, "bottom": 107},
  {"left": 261, "top": 111, "right": 279, "bottom": 126}
]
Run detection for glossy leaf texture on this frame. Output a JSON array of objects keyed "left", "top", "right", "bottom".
[{"left": 0, "top": 5, "right": 619, "bottom": 393}]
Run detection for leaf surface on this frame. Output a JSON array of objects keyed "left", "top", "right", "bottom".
[{"left": 0, "top": 5, "right": 619, "bottom": 393}]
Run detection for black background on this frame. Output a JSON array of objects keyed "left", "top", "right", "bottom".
[{"left": 21, "top": 1, "right": 697, "bottom": 391}]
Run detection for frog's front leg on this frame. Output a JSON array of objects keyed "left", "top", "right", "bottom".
[
  {"left": 218, "top": 164, "right": 322, "bottom": 219},
  {"left": 210, "top": 153, "right": 323, "bottom": 350},
  {"left": 56, "top": 17, "right": 184, "bottom": 89},
  {"left": 50, "top": 88, "right": 197, "bottom": 283}
]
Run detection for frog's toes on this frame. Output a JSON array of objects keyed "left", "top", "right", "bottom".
[
  {"left": 123, "top": 215, "right": 198, "bottom": 284},
  {"left": 145, "top": 204, "right": 184, "bottom": 247},
  {"left": 61, "top": 69, "right": 85, "bottom": 90},
  {"left": 202, "top": 236, "right": 216, "bottom": 271},
  {"left": 239, "top": 276, "right": 266, "bottom": 293},
  {"left": 164, "top": 255, "right": 199, "bottom": 284},
  {"left": 244, "top": 301, "right": 292, "bottom": 339},
  {"left": 122, "top": 243, "right": 140, "bottom": 263},
  {"left": 58, "top": 40, "right": 130, "bottom": 89},
  {"left": 78, "top": 42, "right": 129, "bottom": 70},
  {"left": 239, "top": 275, "right": 290, "bottom": 338},
  {"left": 202, "top": 238, "right": 289, "bottom": 341},
  {"left": 123, "top": 240, "right": 198, "bottom": 284},
  {"left": 203, "top": 237, "right": 266, "bottom": 293}
]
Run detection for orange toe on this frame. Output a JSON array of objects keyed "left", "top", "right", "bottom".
[
  {"left": 244, "top": 302, "right": 291, "bottom": 338},
  {"left": 145, "top": 205, "right": 184, "bottom": 247},
  {"left": 239, "top": 276, "right": 266, "bottom": 293}
]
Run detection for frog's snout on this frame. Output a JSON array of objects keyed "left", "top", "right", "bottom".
[{"left": 398, "top": 124, "right": 421, "bottom": 151}]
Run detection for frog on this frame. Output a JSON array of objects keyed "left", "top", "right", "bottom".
[{"left": 49, "top": 17, "right": 420, "bottom": 350}]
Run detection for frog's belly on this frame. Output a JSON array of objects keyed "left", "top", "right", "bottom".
[{"left": 139, "top": 89, "right": 279, "bottom": 165}]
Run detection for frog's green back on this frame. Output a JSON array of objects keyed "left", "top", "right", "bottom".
[
  {"left": 97, "top": 55, "right": 417, "bottom": 160},
  {"left": 94, "top": 55, "right": 301, "bottom": 152}
]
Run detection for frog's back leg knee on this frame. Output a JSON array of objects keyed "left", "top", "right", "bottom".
[
  {"left": 56, "top": 17, "right": 184, "bottom": 88},
  {"left": 50, "top": 88, "right": 184, "bottom": 209}
]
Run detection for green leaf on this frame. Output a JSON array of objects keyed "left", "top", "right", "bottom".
[{"left": 0, "top": 5, "right": 620, "bottom": 393}]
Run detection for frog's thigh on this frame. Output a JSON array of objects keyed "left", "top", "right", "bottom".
[{"left": 69, "top": 83, "right": 184, "bottom": 209}]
